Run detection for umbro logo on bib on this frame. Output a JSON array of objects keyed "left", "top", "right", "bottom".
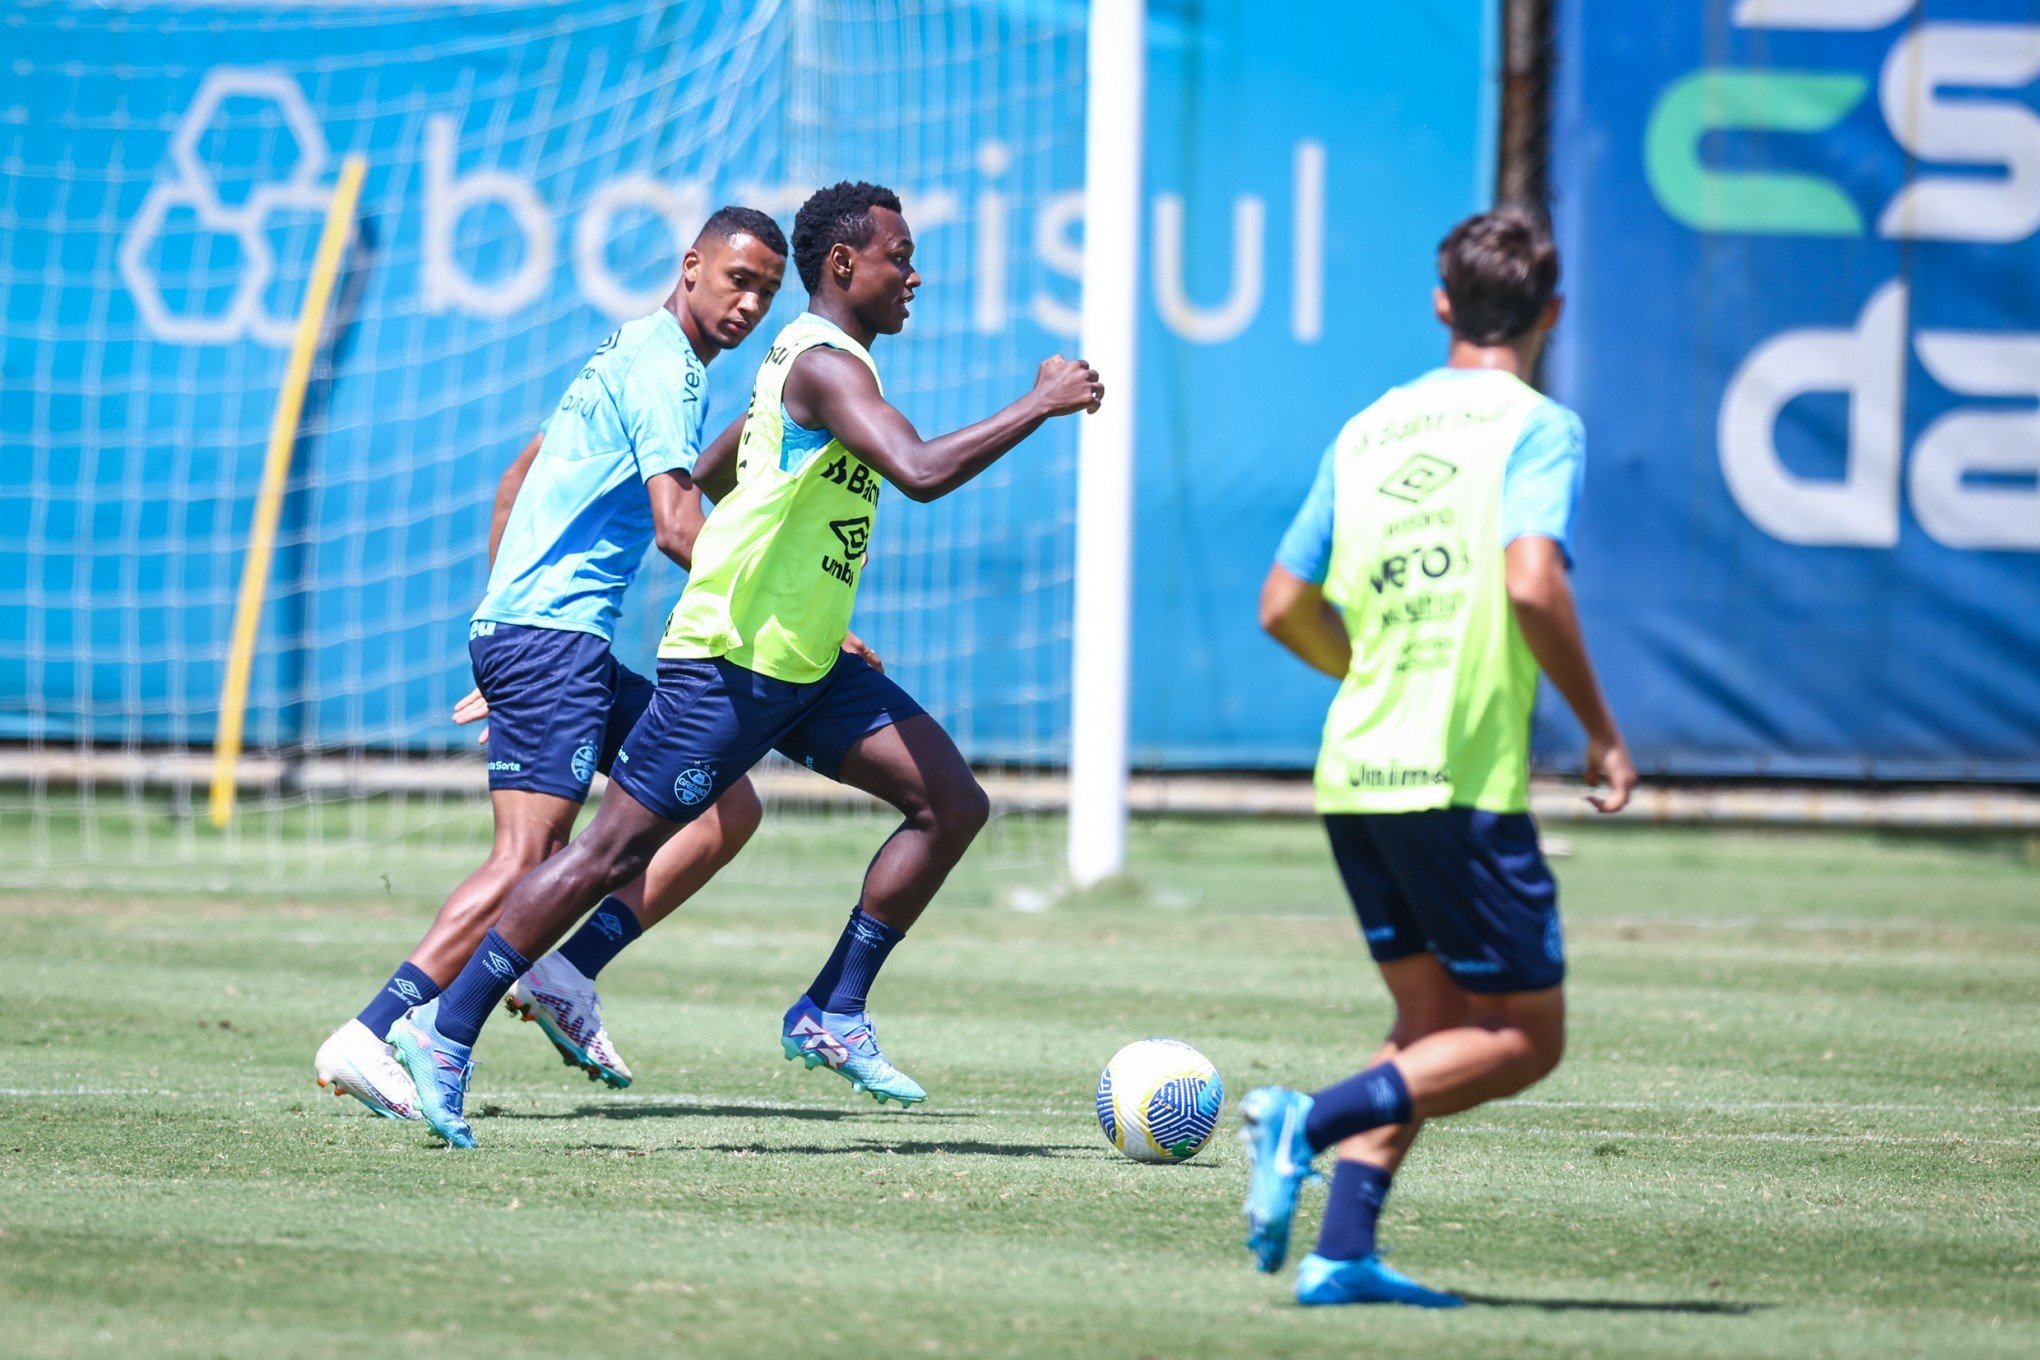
[{"left": 1377, "top": 453, "right": 1459, "bottom": 504}]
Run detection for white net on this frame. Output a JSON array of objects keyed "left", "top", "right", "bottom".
[{"left": 0, "top": 0, "right": 1086, "bottom": 891}]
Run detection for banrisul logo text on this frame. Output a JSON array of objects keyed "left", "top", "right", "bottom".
[{"left": 1647, "top": 1, "right": 2040, "bottom": 552}]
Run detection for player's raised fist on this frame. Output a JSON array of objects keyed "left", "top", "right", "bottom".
[{"left": 1033, "top": 356, "right": 1105, "bottom": 417}]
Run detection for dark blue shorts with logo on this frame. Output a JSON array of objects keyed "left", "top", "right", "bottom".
[
  {"left": 467, "top": 620, "right": 655, "bottom": 803},
  {"left": 608, "top": 651, "right": 924, "bottom": 824},
  {"left": 1324, "top": 807, "right": 1565, "bottom": 994}
]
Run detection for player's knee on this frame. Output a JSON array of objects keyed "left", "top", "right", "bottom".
[
  {"left": 937, "top": 777, "right": 990, "bottom": 844},
  {"left": 720, "top": 777, "right": 765, "bottom": 846}
]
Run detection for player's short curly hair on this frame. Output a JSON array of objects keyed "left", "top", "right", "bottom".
[
  {"left": 1436, "top": 205, "right": 1560, "bottom": 345},
  {"left": 696, "top": 205, "right": 787, "bottom": 258},
  {"left": 792, "top": 181, "right": 904, "bottom": 292}
]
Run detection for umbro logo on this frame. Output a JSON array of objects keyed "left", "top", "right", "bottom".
[
  {"left": 482, "top": 951, "right": 517, "bottom": 981},
  {"left": 830, "top": 516, "right": 871, "bottom": 557},
  {"left": 593, "top": 911, "right": 624, "bottom": 941},
  {"left": 1377, "top": 452, "right": 1458, "bottom": 504},
  {"left": 389, "top": 978, "right": 425, "bottom": 1004}
]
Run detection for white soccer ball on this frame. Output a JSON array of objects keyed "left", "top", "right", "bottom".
[{"left": 1095, "top": 1038, "right": 1224, "bottom": 1164}]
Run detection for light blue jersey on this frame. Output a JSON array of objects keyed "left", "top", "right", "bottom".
[
  {"left": 473, "top": 308, "right": 708, "bottom": 641},
  {"left": 1276, "top": 367, "right": 1585, "bottom": 583}
]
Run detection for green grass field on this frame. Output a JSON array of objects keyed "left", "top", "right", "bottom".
[{"left": 3, "top": 814, "right": 2036, "bottom": 1359}]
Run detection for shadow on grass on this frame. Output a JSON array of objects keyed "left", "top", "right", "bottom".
[
  {"left": 701, "top": 1138, "right": 1110, "bottom": 1159},
  {"left": 1460, "top": 1292, "right": 1770, "bottom": 1315},
  {"left": 485, "top": 1101, "right": 980, "bottom": 1124}
]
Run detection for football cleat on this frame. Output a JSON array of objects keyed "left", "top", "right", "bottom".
[
  {"left": 780, "top": 996, "right": 925, "bottom": 1107},
  {"left": 386, "top": 1002, "right": 478, "bottom": 1149},
  {"left": 503, "top": 952, "right": 632, "bottom": 1089},
  {"left": 313, "top": 1018, "right": 421, "bottom": 1121},
  {"left": 1294, "top": 1252, "right": 1464, "bottom": 1308},
  {"left": 1239, "top": 1086, "right": 1320, "bottom": 1273}
]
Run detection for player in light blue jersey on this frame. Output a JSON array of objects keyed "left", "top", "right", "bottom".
[{"left": 316, "top": 207, "right": 807, "bottom": 1123}]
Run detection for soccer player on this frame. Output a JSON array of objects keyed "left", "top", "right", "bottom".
[
  {"left": 313, "top": 206, "right": 798, "bottom": 1119},
  {"left": 389, "top": 180, "right": 1103, "bottom": 1148},
  {"left": 1239, "top": 206, "right": 1637, "bottom": 1306}
]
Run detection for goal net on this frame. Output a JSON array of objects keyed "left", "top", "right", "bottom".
[{"left": 0, "top": 0, "right": 1086, "bottom": 892}]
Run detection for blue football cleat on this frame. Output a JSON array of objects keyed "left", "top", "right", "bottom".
[
  {"left": 386, "top": 1001, "right": 478, "bottom": 1149},
  {"left": 1294, "top": 1252, "right": 1464, "bottom": 1308},
  {"left": 1239, "top": 1086, "right": 1319, "bottom": 1272},
  {"left": 780, "top": 996, "right": 926, "bottom": 1107}
]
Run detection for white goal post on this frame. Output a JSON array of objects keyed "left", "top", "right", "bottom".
[{"left": 1068, "top": 0, "right": 1146, "bottom": 889}]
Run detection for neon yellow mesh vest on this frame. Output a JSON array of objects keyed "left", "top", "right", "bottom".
[
  {"left": 1315, "top": 371, "right": 1547, "bottom": 815},
  {"left": 659, "top": 313, "right": 882, "bottom": 683}
]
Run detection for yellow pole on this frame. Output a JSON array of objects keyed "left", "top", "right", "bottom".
[{"left": 209, "top": 155, "right": 369, "bottom": 829}]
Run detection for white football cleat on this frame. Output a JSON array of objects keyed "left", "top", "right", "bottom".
[
  {"left": 504, "top": 953, "right": 633, "bottom": 1089},
  {"left": 314, "top": 1018, "right": 422, "bottom": 1120}
]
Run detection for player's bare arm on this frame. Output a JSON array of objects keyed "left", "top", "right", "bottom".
[
  {"left": 785, "top": 346, "right": 1102, "bottom": 502},
  {"left": 457, "top": 430, "right": 546, "bottom": 733},
  {"left": 1503, "top": 534, "right": 1636, "bottom": 812},
  {"left": 648, "top": 469, "right": 707, "bottom": 570},
  {"left": 1258, "top": 564, "right": 1352, "bottom": 680},
  {"left": 692, "top": 414, "right": 746, "bottom": 501},
  {"left": 488, "top": 431, "right": 544, "bottom": 565}
]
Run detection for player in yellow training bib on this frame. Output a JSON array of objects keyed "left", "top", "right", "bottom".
[
  {"left": 1237, "top": 208, "right": 1639, "bottom": 1307},
  {"left": 394, "top": 181, "right": 1103, "bottom": 1144}
]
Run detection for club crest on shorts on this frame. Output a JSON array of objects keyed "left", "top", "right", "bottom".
[
  {"left": 673, "top": 762, "right": 716, "bottom": 807},
  {"left": 571, "top": 742, "right": 598, "bottom": 785}
]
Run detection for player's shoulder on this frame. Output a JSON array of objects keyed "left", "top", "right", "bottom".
[
  {"left": 1520, "top": 391, "right": 1585, "bottom": 453},
  {"left": 602, "top": 309, "right": 701, "bottom": 378}
]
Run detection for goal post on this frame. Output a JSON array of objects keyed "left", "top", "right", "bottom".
[{"left": 1068, "top": 0, "right": 1145, "bottom": 889}]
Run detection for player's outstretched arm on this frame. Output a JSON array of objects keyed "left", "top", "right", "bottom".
[
  {"left": 489, "top": 431, "right": 544, "bottom": 565},
  {"left": 693, "top": 414, "right": 745, "bottom": 502},
  {"left": 790, "top": 349, "right": 1102, "bottom": 502},
  {"left": 1504, "top": 535, "right": 1637, "bottom": 813},
  {"left": 1259, "top": 564, "right": 1351, "bottom": 679}
]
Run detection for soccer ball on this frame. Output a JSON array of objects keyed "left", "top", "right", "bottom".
[{"left": 1095, "top": 1038, "right": 1224, "bottom": 1163}]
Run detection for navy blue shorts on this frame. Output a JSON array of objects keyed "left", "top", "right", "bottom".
[
  {"left": 1324, "top": 808, "right": 1564, "bottom": 994},
  {"left": 467, "top": 621, "right": 655, "bottom": 803},
  {"left": 608, "top": 651, "right": 924, "bottom": 823}
]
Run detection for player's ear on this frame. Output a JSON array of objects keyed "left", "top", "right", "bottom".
[
  {"left": 680, "top": 247, "right": 703, "bottom": 289},
  {"left": 1432, "top": 286, "right": 1453, "bottom": 329},
  {"left": 830, "top": 241, "right": 855, "bottom": 287},
  {"left": 1541, "top": 293, "right": 1564, "bottom": 332}
]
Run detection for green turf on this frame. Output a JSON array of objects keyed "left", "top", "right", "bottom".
[{"left": 2, "top": 815, "right": 2036, "bottom": 1359}]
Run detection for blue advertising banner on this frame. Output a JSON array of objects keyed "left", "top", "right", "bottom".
[
  {"left": 1549, "top": 0, "right": 2040, "bottom": 780},
  {"left": 0, "top": 0, "right": 1496, "bottom": 767}
]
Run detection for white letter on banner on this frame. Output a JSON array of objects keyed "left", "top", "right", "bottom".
[
  {"left": 424, "top": 114, "right": 554, "bottom": 317},
  {"left": 1732, "top": 0, "right": 1914, "bottom": 29},
  {"left": 1030, "top": 189, "right": 1084, "bottom": 339},
  {"left": 1720, "top": 281, "right": 1907, "bottom": 547},
  {"left": 1879, "top": 25, "right": 2040, "bottom": 244},
  {"left": 973, "top": 141, "right": 1012, "bottom": 334},
  {"left": 573, "top": 176, "right": 704, "bottom": 321},
  {"left": 1153, "top": 193, "right": 1265, "bottom": 344},
  {"left": 1910, "top": 331, "right": 2040, "bottom": 550},
  {"left": 1292, "top": 140, "right": 1325, "bottom": 343}
]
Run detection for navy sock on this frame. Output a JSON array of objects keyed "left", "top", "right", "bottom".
[
  {"left": 555, "top": 897, "right": 643, "bottom": 980},
  {"left": 433, "top": 929, "right": 530, "bottom": 1047},
  {"left": 1303, "top": 1061, "right": 1413, "bottom": 1152},
  {"left": 804, "top": 906, "right": 905, "bottom": 1014},
  {"left": 1314, "top": 1160, "right": 1394, "bottom": 1261},
  {"left": 356, "top": 961, "right": 439, "bottom": 1040}
]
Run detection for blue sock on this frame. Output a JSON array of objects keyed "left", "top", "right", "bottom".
[
  {"left": 356, "top": 961, "right": 439, "bottom": 1041},
  {"left": 1304, "top": 1061, "right": 1413, "bottom": 1152},
  {"left": 555, "top": 897, "right": 643, "bottom": 980},
  {"left": 805, "top": 906, "right": 905, "bottom": 1015},
  {"left": 1314, "top": 1160, "right": 1394, "bottom": 1261},
  {"left": 433, "top": 929, "right": 529, "bottom": 1047}
]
